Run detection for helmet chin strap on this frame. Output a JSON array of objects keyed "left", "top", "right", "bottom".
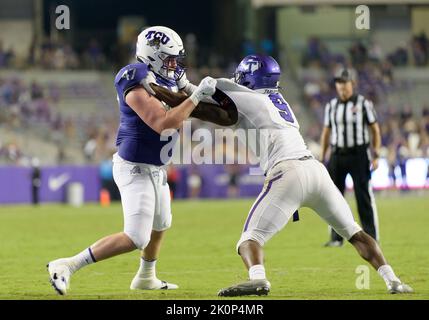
[
  {"left": 166, "top": 69, "right": 175, "bottom": 79},
  {"left": 135, "top": 55, "right": 173, "bottom": 80},
  {"left": 157, "top": 67, "right": 175, "bottom": 80},
  {"left": 149, "top": 66, "right": 177, "bottom": 83},
  {"left": 156, "top": 55, "right": 179, "bottom": 80}
]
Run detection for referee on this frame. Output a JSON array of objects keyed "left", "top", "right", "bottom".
[{"left": 320, "top": 68, "right": 382, "bottom": 247}]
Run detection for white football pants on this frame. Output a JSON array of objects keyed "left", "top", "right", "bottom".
[
  {"left": 237, "top": 159, "right": 362, "bottom": 251},
  {"left": 112, "top": 153, "right": 172, "bottom": 250}
]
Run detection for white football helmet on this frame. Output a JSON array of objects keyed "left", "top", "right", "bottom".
[{"left": 136, "top": 26, "right": 185, "bottom": 80}]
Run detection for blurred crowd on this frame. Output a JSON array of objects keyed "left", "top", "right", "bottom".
[
  {"left": 386, "top": 33, "right": 429, "bottom": 67},
  {"left": 0, "top": 77, "right": 55, "bottom": 164},
  {"left": 1, "top": 30, "right": 275, "bottom": 72},
  {"left": 380, "top": 107, "right": 429, "bottom": 182},
  {"left": 1, "top": 31, "right": 428, "bottom": 194},
  {"left": 0, "top": 37, "right": 108, "bottom": 70},
  {"left": 32, "top": 37, "right": 110, "bottom": 70},
  {"left": 0, "top": 75, "right": 118, "bottom": 165},
  {"left": 300, "top": 34, "right": 429, "bottom": 176},
  {"left": 0, "top": 40, "right": 16, "bottom": 68},
  {"left": 302, "top": 32, "right": 429, "bottom": 69}
]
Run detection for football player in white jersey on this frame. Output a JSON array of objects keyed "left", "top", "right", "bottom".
[{"left": 150, "top": 55, "right": 413, "bottom": 296}]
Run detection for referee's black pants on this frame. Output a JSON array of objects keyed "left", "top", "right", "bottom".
[{"left": 327, "top": 146, "right": 379, "bottom": 243}]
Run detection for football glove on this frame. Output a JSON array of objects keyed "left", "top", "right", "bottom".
[{"left": 189, "top": 77, "right": 217, "bottom": 105}]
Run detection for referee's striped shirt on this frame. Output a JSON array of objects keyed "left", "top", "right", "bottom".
[{"left": 324, "top": 94, "right": 377, "bottom": 148}]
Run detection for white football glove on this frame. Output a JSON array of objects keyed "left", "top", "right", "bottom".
[
  {"left": 176, "top": 71, "right": 189, "bottom": 90},
  {"left": 141, "top": 70, "right": 157, "bottom": 95},
  {"left": 189, "top": 77, "right": 217, "bottom": 105},
  {"left": 176, "top": 72, "right": 197, "bottom": 95}
]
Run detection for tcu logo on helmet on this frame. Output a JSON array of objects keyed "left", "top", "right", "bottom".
[
  {"left": 145, "top": 31, "right": 171, "bottom": 47},
  {"left": 244, "top": 59, "right": 260, "bottom": 73}
]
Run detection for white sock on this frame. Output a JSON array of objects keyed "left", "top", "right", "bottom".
[
  {"left": 138, "top": 258, "right": 157, "bottom": 279},
  {"left": 67, "top": 248, "right": 96, "bottom": 274},
  {"left": 249, "top": 264, "right": 266, "bottom": 280},
  {"left": 377, "top": 265, "right": 400, "bottom": 286}
]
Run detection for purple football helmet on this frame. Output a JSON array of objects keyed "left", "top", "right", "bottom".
[{"left": 233, "top": 55, "right": 281, "bottom": 90}]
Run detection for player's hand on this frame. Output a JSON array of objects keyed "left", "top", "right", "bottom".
[
  {"left": 371, "top": 157, "right": 379, "bottom": 171},
  {"left": 319, "top": 153, "right": 328, "bottom": 166},
  {"left": 189, "top": 77, "right": 217, "bottom": 105},
  {"left": 197, "top": 77, "right": 217, "bottom": 96},
  {"left": 176, "top": 71, "right": 190, "bottom": 91},
  {"left": 177, "top": 69, "right": 198, "bottom": 95},
  {"left": 141, "top": 70, "right": 157, "bottom": 95}
]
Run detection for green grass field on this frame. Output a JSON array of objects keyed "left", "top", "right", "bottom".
[{"left": 0, "top": 194, "right": 428, "bottom": 300}]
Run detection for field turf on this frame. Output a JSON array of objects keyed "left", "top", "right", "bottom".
[{"left": 0, "top": 194, "right": 428, "bottom": 300}]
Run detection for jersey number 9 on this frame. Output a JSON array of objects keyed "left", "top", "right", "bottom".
[{"left": 269, "top": 93, "right": 294, "bottom": 123}]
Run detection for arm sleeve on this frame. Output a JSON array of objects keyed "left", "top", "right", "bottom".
[
  {"left": 323, "top": 102, "right": 331, "bottom": 128},
  {"left": 363, "top": 99, "right": 377, "bottom": 124}
]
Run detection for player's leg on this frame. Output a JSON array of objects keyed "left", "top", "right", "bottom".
[
  {"left": 348, "top": 231, "right": 412, "bottom": 293},
  {"left": 47, "top": 160, "right": 154, "bottom": 295},
  {"left": 47, "top": 230, "right": 138, "bottom": 294},
  {"left": 130, "top": 170, "right": 177, "bottom": 290},
  {"left": 218, "top": 162, "right": 303, "bottom": 296},
  {"left": 349, "top": 153, "right": 379, "bottom": 241},
  {"left": 86, "top": 233, "right": 136, "bottom": 262},
  {"left": 143, "top": 230, "right": 165, "bottom": 261},
  {"left": 312, "top": 162, "right": 412, "bottom": 293},
  {"left": 326, "top": 153, "right": 348, "bottom": 246},
  {"left": 237, "top": 239, "right": 264, "bottom": 270},
  {"left": 90, "top": 160, "right": 157, "bottom": 259}
]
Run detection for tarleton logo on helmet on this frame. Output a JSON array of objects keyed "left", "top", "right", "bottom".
[
  {"left": 244, "top": 59, "right": 260, "bottom": 73},
  {"left": 145, "top": 31, "right": 171, "bottom": 47}
]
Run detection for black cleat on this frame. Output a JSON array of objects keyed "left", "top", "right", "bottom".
[{"left": 218, "top": 279, "right": 271, "bottom": 297}]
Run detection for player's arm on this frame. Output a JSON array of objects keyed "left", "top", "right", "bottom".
[
  {"left": 150, "top": 83, "right": 188, "bottom": 109},
  {"left": 125, "top": 77, "right": 216, "bottom": 134},
  {"left": 191, "top": 100, "right": 238, "bottom": 126},
  {"left": 320, "top": 126, "right": 331, "bottom": 163},
  {"left": 150, "top": 83, "right": 238, "bottom": 126},
  {"left": 369, "top": 122, "right": 381, "bottom": 170},
  {"left": 364, "top": 99, "right": 381, "bottom": 170},
  {"left": 320, "top": 101, "right": 332, "bottom": 162}
]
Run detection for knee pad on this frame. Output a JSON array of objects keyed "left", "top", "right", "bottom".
[{"left": 125, "top": 231, "right": 151, "bottom": 250}]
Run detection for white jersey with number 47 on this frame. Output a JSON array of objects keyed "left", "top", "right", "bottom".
[{"left": 213, "top": 78, "right": 313, "bottom": 174}]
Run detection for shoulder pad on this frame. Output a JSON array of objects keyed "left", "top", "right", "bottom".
[{"left": 115, "top": 63, "right": 149, "bottom": 96}]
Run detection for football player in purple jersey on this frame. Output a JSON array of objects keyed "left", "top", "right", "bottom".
[{"left": 47, "top": 26, "right": 216, "bottom": 295}]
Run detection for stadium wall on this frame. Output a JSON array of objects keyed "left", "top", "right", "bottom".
[
  {"left": 0, "top": 159, "right": 428, "bottom": 204},
  {"left": 0, "top": 165, "right": 100, "bottom": 204}
]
